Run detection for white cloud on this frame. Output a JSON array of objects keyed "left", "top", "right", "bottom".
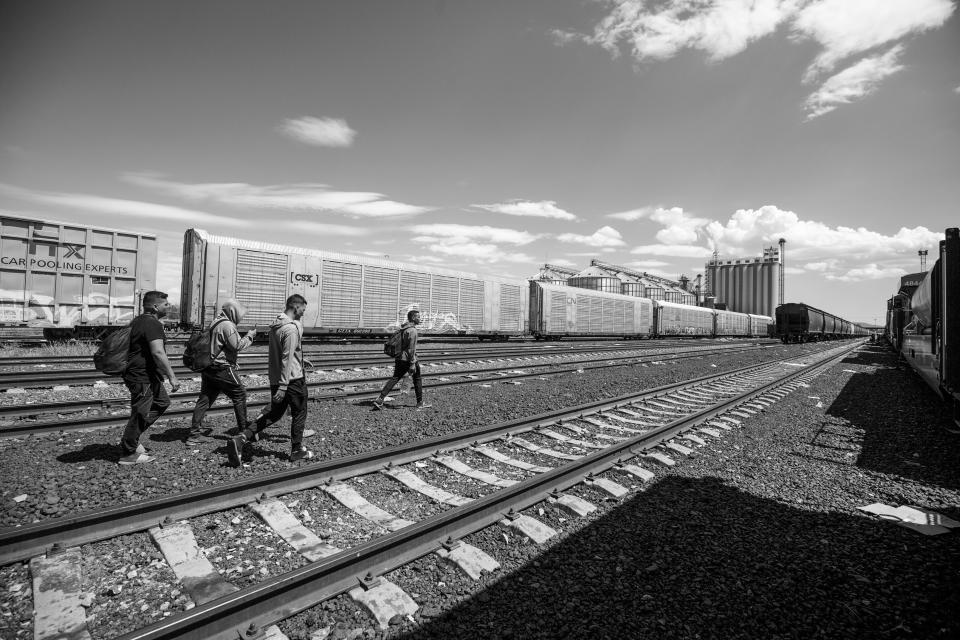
[
  {"left": 545, "top": 258, "right": 578, "bottom": 268},
  {"left": 557, "top": 225, "right": 626, "bottom": 247},
  {"left": 803, "top": 260, "right": 838, "bottom": 272},
  {"left": 627, "top": 259, "right": 671, "bottom": 268},
  {"left": 568, "top": 0, "right": 954, "bottom": 117},
  {"left": 421, "top": 242, "right": 534, "bottom": 264},
  {"left": 282, "top": 221, "right": 367, "bottom": 236},
  {"left": 0, "top": 183, "right": 250, "bottom": 227},
  {"left": 279, "top": 116, "right": 356, "bottom": 147},
  {"left": 803, "top": 45, "right": 906, "bottom": 119},
  {"left": 632, "top": 244, "right": 714, "bottom": 258},
  {"left": 411, "top": 224, "right": 542, "bottom": 245},
  {"left": 793, "top": 0, "right": 954, "bottom": 81},
  {"left": 471, "top": 200, "right": 578, "bottom": 221},
  {"left": 826, "top": 263, "right": 907, "bottom": 282},
  {"left": 955, "top": 85, "right": 960, "bottom": 94},
  {"left": 124, "top": 173, "right": 432, "bottom": 218},
  {"left": 649, "top": 207, "right": 710, "bottom": 244},
  {"left": 607, "top": 206, "right": 654, "bottom": 221}
]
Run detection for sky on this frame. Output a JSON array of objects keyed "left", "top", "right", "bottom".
[{"left": 1, "top": 0, "right": 958, "bottom": 325}]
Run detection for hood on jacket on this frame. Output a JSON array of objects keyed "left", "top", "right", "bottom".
[
  {"left": 219, "top": 299, "right": 245, "bottom": 325},
  {"left": 271, "top": 313, "right": 297, "bottom": 329}
]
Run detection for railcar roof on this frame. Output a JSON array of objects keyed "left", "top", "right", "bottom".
[{"left": 1, "top": 212, "right": 157, "bottom": 238}]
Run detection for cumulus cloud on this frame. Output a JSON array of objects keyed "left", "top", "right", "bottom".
[
  {"left": 557, "top": 225, "right": 626, "bottom": 247},
  {"left": 632, "top": 244, "right": 714, "bottom": 258},
  {"left": 649, "top": 207, "right": 710, "bottom": 244},
  {"left": 410, "top": 224, "right": 542, "bottom": 245},
  {"left": 803, "top": 45, "right": 906, "bottom": 120},
  {"left": 124, "top": 173, "right": 432, "bottom": 218},
  {"left": 0, "top": 182, "right": 250, "bottom": 227},
  {"left": 470, "top": 200, "right": 578, "bottom": 221},
  {"left": 564, "top": 0, "right": 954, "bottom": 117},
  {"left": 826, "top": 263, "right": 907, "bottom": 282},
  {"left": 627, "top": 259, "right": 671, "bottom": 268},
  {"left": 607, "top": 206, "right": 654, "bottom": 221},
  {"left": 279, "top": 116, "right": 357, "bottom": 147},
  {"left": 410, "top": 223, "right": 540, "bottom": 264}
]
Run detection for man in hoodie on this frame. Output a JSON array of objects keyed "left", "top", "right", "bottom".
[
  {"left": 227, "top": 294, "right": 314, "bottom": 465},
  {"left": 186, "top": 299, "right": 257, "bottom": 446},
  {"left": 372, "top": 309, "right": 432, "bottom": 410}
]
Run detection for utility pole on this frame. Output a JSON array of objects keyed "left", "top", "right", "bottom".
[{"left": 778, "top": 238, "right": 786, "bottom": 306}]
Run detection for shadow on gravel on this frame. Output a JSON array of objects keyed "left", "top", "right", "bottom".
[
  {"left": 56, "top": 443, "right": 121, "bottom": 464},
  {"left": 824, "top": 345, "right": 960, "bottom": 491},
  {"left": 399, "top": 475, "right": 958, "bottom": 640}
]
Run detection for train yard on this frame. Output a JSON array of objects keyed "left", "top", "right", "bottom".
[{"left": 1, "top": 337, "right": 957, "bottom": 640}]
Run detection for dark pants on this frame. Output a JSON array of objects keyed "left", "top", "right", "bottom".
[
  {"left": 121, "top": 378, "right": 171, "bottom": 454},
  {"left": 191, "top": 366, "right": 247, "bottom": 434},
  {"left": 378, "top": 360, "right": 423, "bottom": 403},
  {"left": 243, "top": 377, "right": 307, "bottom": 450}
]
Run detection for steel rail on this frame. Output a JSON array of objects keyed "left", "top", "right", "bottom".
[
  {"left": 0, "top": 342, "right": 739, "bottom": 388},
  {"left": 0, "top": 347, "right": 813, "bottom": 566},
  {"left": 114, "top": 341, "right": 862, "bottom": 640},
  {"left": 0, "top": 344, "right": 777, "bottom": 437}
]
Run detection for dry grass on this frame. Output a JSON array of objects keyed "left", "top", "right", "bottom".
[{"left": 0, "top": 342, "right": 97, "bottom": 358}]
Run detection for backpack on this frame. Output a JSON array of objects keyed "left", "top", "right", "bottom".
[
  {"left": 182, "top": 318, "right": 228, "bottom": 372},
  {"left": 93, "top": 327, "right": 131, "bottom": 376},
  {"left": 383, "top": 327, "right": 404, "bottom": 358}
]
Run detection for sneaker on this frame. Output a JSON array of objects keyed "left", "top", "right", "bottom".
[
  {"left": 184, "top": 434, "right": 214, "bottom": 446},
  {"left": 226, "top": 435, "right": 246, "bottom": 467},
  {"left": 290, "top": 447, "right": 314, "bottom": 462},
  {"left": 118, "top": 452, "right": 154, "bottom": 465},
  {"left": 134, "top": 443, "right": 148, "bottom": 454},
  {"left": 415, "top": 402, "right": 433, "bottom": 410},
  {"left": 302, "top": 429, "right": 316, "bottom": 438},
  {"left": 371, "top": 399, "right": 385, "bottom": 411}
]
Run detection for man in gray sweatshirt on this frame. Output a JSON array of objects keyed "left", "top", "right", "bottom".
[
  {"left": 186, "top": 299, "right": 256, "bottom": 446},
  {"left": 227, "top": 294, "right": 314, "bottom": 465}
]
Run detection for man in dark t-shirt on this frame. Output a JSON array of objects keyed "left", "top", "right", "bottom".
[{"left": 119, "top": 290, "right": 180, "bottom": 464}]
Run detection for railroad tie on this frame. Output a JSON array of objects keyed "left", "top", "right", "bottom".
[
  {"left": 500, "top": 513, "right": 557, "bottom": 544},
  {"left": 31, "top": 548, "right": 91, "bottom": 640},
  {"left": 509, "top": 436, "right": 582, "bottom": 461},
  {"left": 348, "top": 577, "right": 419, "bottom": 630},
  {"left": 584, "top": 476, "right": 629, "bottom": 498},
  {"left": 248, "top": 498, "right": 341, "bottom": 562},
  {"left": 538, "top": 427, "right": 606, "bottom": 449},
  {"left": 698, "top": 427, "right": 723, "bottom": 438},
  {"left": 149, "top": 521, "right": 239, "bottom": 605},
  {"left": 322, "top": 483, "right": 414, "bottom": 531},
  {"left": 680, "top": 433, "right": 707, "bottom": 446},
  {"left": 432, "top": 454, "right": 517, "bottom": 488},
  {"left": 382, "top": 468, "right": 472, "bottom": 506},
  {"left": 435, "top": 540, "right": 500, "bottom": 580},
  {"left": 547, "top": 493, "right": 596, "bottom": 517},
  {"left": 471, "top": 445, "right": 553, "bottom": 473},
  {"left": 641, "top": 451, "right": 676, "bottom": 466},
  {"left": 662, "top": 441, "right": 694, "bottom": 456},
  {"left": 615, "top": 463, "right": 655, "bottom": 483}
]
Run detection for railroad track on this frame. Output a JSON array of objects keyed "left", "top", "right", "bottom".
[
  {"left": 0, "top": 341, "right": 861, "bottom": 640},
  {"left": 0, "top": 341, "right": 771, "bottom": 390},
  {"left": 0, "top": 343, "right": 779, "bottom": 438}
]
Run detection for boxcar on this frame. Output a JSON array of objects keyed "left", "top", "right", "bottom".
[
  {"left": 714, "top": 309, "right": 750, "bottom": 336},
  {"left": 656, "top": 300, "right": 714, "bottom": 336},
  {"left": 181, "top": 228, "right": 527, "bottom": 338},
  {"left": 748, "top": 314, "right": 773, "bottom": 337},
  {"left": 528, "top": 281, "right": 654, "bottom": 339},
  {"left": 0, "top": 214, "right": 157, "bottom": 338}
]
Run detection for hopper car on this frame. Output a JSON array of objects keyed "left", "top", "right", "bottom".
[
  {"left": 888, "top": 228, "right": 960, "bottom": 427},
  {"left": 775, "top": 303, "right": 869, "bottom": 343}
]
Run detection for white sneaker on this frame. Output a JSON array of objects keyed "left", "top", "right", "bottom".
[
  {"left": 302, "top": 429, "right": 316, "bottom": 438},
  {"left": 118, "top": 452, "right": 154, "bottom": 465}
]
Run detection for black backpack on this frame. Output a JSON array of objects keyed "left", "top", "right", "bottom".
[
  {"left": 93, "top": 327, "right": 132, "bottom": 376},
  {"left": 183, "top": 318, "right": 228, "bottom": 372},
  {"left": 383, "top": 327, "right": 404, "bottom": 358}
]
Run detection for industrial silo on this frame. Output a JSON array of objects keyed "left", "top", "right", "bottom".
[
  {"left": 640, "top": 277, "right": 665, "bottom": 301},
  {"left": 618, "top": 272, "right": 646, "bottom": 297},
  {"left": 568, "top": 265, "right": 621, "bottom": 293}
]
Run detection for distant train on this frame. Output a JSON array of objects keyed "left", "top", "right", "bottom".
[
  {"left": 0, "top": 214, "right": 772, "bottom": 342},
  {"left": 774, "top": 302, "right": 870, "bottom": 343},
  {"left": 184, "top": 228, "right": 772, "bottom": 340},
  {"left": 885, "top": 228, "right": 960, "bottom": 428}
]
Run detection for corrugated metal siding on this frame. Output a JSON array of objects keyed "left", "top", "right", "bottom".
[
  {"left": 549, "top": 292, "right": 567, "bottom": 332},
  {"left": 236, "top": 250, "right": 288, "bottom": 326},
  {"left": 459, "top": 279, "right": 484, "bottom": 331},
  {"left": 399, "top": 271, "right": 430, "bottom": 313},
  {"left": 430, "top": 275, "right": 459, "bottom": 322},
  {"left": 361, "top": 266, "right": 399, "bottom": 329},
  {"left": 321, "top": 260, "right": 362, "bottom": 327},
  {"left": 498, "top": 284, "right": 521, "bottom": 330}
]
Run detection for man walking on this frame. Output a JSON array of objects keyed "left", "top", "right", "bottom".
[
  {"left": 372, "top": 309, "right": 431, "bottom": 410},
  {"left": 227, "top": 294, "right": 314, "bottom": 466},
  {"left": 119, "top": 290, "right": 180, "bottom": 465},
  {"left": 186, "top": 299, "right": 256, "bottom": 446}
]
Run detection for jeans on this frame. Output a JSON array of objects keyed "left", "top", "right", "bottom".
[
  {"left": 378, "top": 360, "right": 423, "bottom": 404},
  {"left": 243, "top": 377, "right": 307, "bottom": 450},
  {"left": 121, "top": 378, "right": 171, "bottom": 453},
  {"left": 190, "top": 366, "right": 247, "bottom": 434}
]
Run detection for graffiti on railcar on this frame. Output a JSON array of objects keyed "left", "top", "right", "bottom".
[{"left": 387, "top": 304, "right": 472, "bottom": 334}]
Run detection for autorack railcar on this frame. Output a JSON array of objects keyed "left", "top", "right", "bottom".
[
  {"left": 0, "top": 213, "right": 157, "bottom": 339},
  {"left": 527, "top": 281, "right": 655, "bottom": 339},
  {"left": 181, "top": 228, "right": 528, "bottom": 340}
]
